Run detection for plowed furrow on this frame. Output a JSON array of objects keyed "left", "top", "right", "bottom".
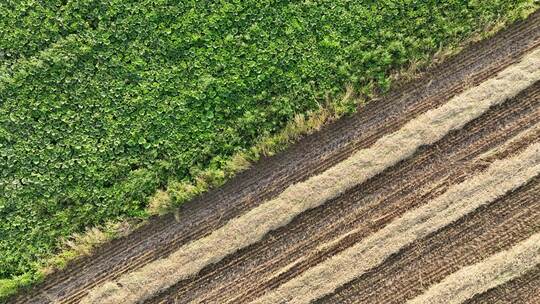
[
  {"left": 407, "top": 232, "right": 540, "bottom": 304},
  {"left": 246, "top": 144, "right": 540, "bottom": 303}
]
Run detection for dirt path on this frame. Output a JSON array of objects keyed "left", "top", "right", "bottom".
[{"left": 8, "top": 11, "right": 540, "bottom": 304}]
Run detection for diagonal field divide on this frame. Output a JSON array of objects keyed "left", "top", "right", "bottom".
[
  {"left": 80, "top": 47, "right": 540, "bottom": 304},
  {"left": 9, "top": 12, "right": 540, "bottom": 304},
  {"left": 148, "top": 82, "right": 540, "bottom": 304}
]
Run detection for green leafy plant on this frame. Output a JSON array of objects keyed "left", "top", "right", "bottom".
[{"left": 0, "top": 0, "right": 537, "bottom": 299}]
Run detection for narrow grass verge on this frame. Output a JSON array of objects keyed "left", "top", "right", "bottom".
[{"left": 80, "top": 47, "right": 540, "bottom": 304}]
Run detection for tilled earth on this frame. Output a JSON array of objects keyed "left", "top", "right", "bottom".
[{"left": 8, "top": 11, "right": 540, "bottom": 304}]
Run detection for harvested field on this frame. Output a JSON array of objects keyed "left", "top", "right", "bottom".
[
  {"left": 7, "top": 11, "right": 540, "bottom": 304},
  {"left": 406, "top": 232, "right": 540, "bottom": 304}
]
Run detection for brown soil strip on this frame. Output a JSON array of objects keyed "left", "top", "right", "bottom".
[
  {"left": 8, "top": 11, "right": 540, "bottom": 304},
  {"left": 475, "top": 120, "right": 540, "bottom": 161},
  {"left": 464, "top": 266, "right": 540, "bottom": 304},
  {"left": 148, "top": 82, "right": 540, "bottom": 304},
  {"left": 407, "top": 233, "right": 540, "bottom": 304}
]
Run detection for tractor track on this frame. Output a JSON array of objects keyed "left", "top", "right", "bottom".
[{"left": 314, "top": 178, "right": 540, "bottom": 304}]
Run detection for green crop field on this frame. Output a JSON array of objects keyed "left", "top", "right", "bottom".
[{"left": 0, "top": 0, "right": 536, "bottom": 297}]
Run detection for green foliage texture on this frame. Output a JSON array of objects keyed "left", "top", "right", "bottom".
[{"left": 0, "top": 0, "right": 535, "bottom": 285}]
